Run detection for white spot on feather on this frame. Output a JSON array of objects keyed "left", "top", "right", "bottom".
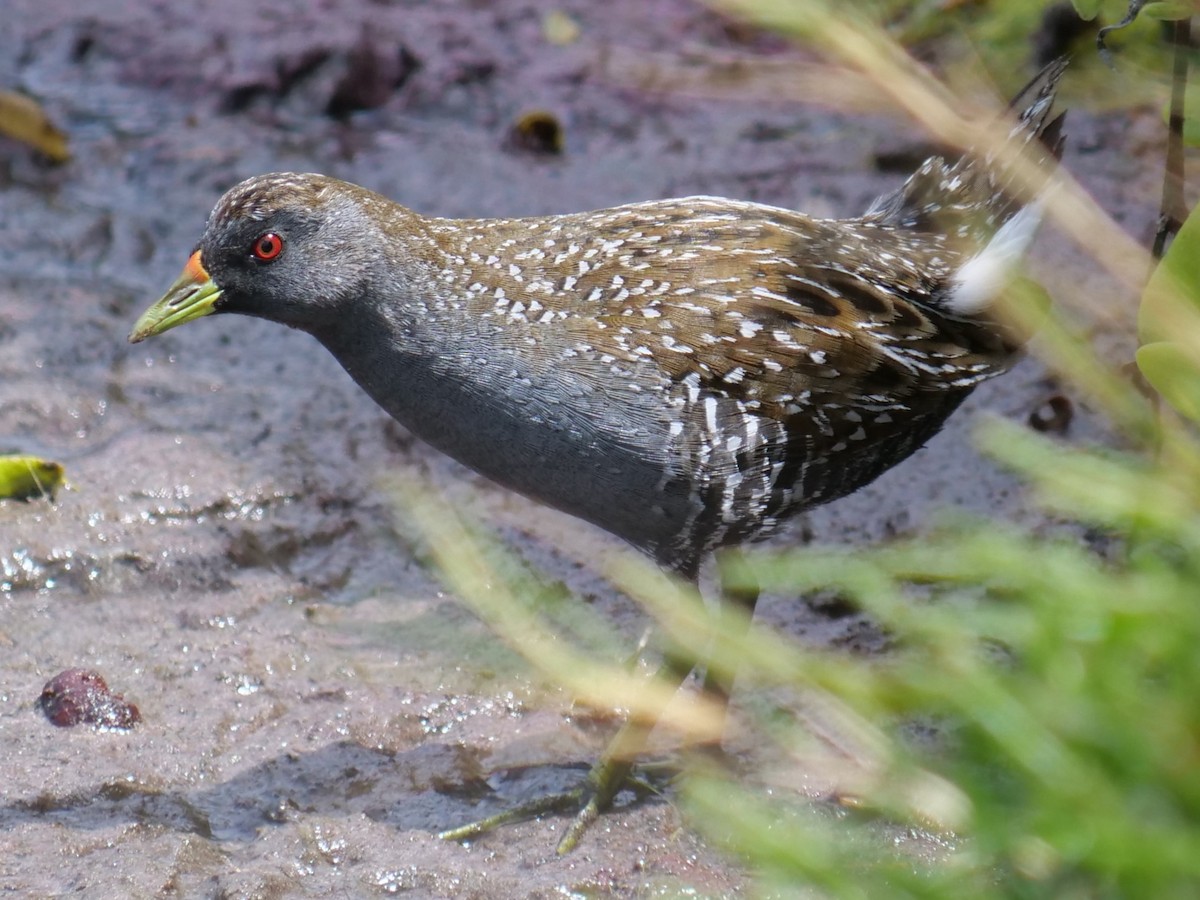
[{"left": 704, "top": 397, "right": 719, "bottom": 433}]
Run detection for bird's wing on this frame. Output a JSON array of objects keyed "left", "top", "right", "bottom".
[{"left": 548, "top": 205, "right": 1017, "bottom": 421}]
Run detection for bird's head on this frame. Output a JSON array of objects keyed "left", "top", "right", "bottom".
[{"left": 130, "top": 172, "right": 391, "bottom": 342}]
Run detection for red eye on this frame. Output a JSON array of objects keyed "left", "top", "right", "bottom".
[{"left": 252, "top": 232, "right": 283, "bottom": 261}]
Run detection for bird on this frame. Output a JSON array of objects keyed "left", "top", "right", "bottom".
[{"left": 129, "top": 59, "right": 1067, "bottom": 852}]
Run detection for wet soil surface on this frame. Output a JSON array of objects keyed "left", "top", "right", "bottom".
[{"left": 0, "top": 1, "right": 1161, "bottom": 896}]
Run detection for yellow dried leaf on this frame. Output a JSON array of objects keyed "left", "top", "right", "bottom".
[
  {"left": 542, "top": 10, "right": 581, "bottom": 46},
  {"left": 0, "top": 90, "right": 70, "bottom": 162}
]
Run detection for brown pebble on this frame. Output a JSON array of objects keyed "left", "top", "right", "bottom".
[
  {"left": 507, "top": 110, "right": 564, "bottom": 155},
  {"left": 1028, "top": 394, "right": 1073, "bottom": 434},
  {"left": 38, "top": 668, "right": 140, "bottom": 730}
]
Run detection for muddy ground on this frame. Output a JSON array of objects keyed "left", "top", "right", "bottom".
[{"left": 0, "top": 1, "right": 1161, "bottom": 897}]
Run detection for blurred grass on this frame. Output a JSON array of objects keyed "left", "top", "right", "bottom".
[{"left": 388, "top": 2, "right": 1200, "bottom": 896}]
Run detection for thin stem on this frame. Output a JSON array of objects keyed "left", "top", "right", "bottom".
[{"left": 1153, "top": 15, "right": 1191, "bottom": 259}]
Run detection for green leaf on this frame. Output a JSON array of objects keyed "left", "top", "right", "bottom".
[
  {"left": 1139, "top": 203, "right": 1200, "bottom": 346},
  {"left": 1136, "top": 341, "right": 1200, "bottom": 422},
  {"left": 1161, "top": 75, "right": 1200, "bottom": 146},
  {"left": 1140, "top": 0, "right": 1198, "bottom": 20},
  {"left": 0, "top": 455, "right": 65, "bottom": 500},
  {"left": 1070, "top": 0, "right": 1104, "bottom": 20}
]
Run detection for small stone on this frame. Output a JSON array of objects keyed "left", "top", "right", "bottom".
[
  {"left": 1028, "top": 393, "right": 1073, "bottom": 434},
  {"left": 37, "top": 668, "right": 141, "bottom": 730}
]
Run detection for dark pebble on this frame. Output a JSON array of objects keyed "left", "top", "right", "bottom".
[
  {"left": 37, "top": 668, "right": 141, "bottom": 730},
  {"left": 507, "top": 110, "right": 564, "bottom": 155},
  {"left": 1028, "top": 394, "right": 1073, "bottom": 434}
]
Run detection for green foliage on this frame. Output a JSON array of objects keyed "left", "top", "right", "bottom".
[
  {"left": 1171, "top": 89, "right": 1200, "bottom": 147},
  {"left": 1075, "top": 0, "right": 1197, "bottom": 21},
  {"left": 1139, "top": 203, "right": 1200, "bottom": 422},
  {"left": 1136, "top": 341, "right": 1200, "bottom": 420},
  {"left": 1140, "top": 1, "right": 1199, "bottom": 21},
  {"left": 0, "top": 455, "right": 65, "bottom": 501},
  {"left": 685, "top": 418, "right": 1200, "bottom": 897}
]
